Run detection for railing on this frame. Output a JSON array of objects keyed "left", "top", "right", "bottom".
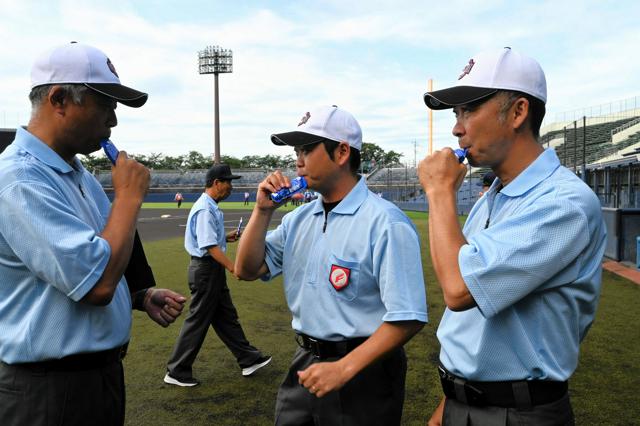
[
  {"left": 611, "top": 116, "right": 640, "bottom": 137},
  {"left": 545, "top": 95, "right": 640, "bottom": 126}
]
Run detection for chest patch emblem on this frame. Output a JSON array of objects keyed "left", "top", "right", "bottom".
[{"left": 329, "top": 264, "right": 351, "bottom": 291}]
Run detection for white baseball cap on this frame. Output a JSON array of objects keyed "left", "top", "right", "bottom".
[
  {"left": 271, "top": 105, "right": 363, "bottom": 150},
  {"left": 424, "top": 47, "right": 546, "bottom": 110},
  {"left": 31, "top": 41, "right": 148, "bottom": 108}
]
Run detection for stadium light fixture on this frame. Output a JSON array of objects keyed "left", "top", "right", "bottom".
[{"left": 198, "top": 45, "right": 233, "bottom": 164}]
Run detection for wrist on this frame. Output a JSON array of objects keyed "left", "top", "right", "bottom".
[
  {"left": 425, "top": 187, "right": 456, "bottom": 201},
  {"left": 113, "top": 194, "right": 144, "bottom": 210},
  {"left": 255, "top": 202, "right": 276, "bottom": 214},
  {"left": 131, "top": 288, "right": 150, "bottom": 311},
  {"left": 335, "top": 356, "right": 357, "bottom": 384}
]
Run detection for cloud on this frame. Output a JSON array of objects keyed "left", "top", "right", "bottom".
[{"left": 2, "top": 0, "right": 639, "bottom": 163}]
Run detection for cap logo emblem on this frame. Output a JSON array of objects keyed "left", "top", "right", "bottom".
[
  {"left": 107, "top": 58, "right": 119, "bottom": 78},
  {"left": 458, "top": 59, "right": 475, "bottom": 80},
  {"left": 298, "top": 112, "right": 311, "bottom": 126},
  {"left": 329, "top": 264, "right": 351, "bottom": 291}
]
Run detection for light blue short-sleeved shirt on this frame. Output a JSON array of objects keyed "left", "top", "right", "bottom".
[
  {"left": 184, "top": 192, "right": 225, "bottom": 257},
  {"left": 264, "top": 177, "right": 427, "bottom": 340},
  {"left": 0, "top": 128, "right": 132, "bottom": 363},
  {"left": 438, "top": 148, "right": 606, "bottom": 381}
]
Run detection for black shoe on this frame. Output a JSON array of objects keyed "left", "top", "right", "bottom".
[
  {"left": 242, "top": 355, "right": 272, "bottom": 376},
  {"left": 163, "top": 373, "right": 200, "bottom": 387}
]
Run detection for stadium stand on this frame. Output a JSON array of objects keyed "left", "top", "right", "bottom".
[{"left": 552, "top": 117, "right": 640, "bottom": 169}]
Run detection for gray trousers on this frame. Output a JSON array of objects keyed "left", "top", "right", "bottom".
[
  {"left": 0, "top": 360, "right": 124, "bottom": 426},
  {"left": 167, "top": 257, "right": 262, "bottom": 379},
  {"left": 274, "top": 346, "right": 406, "bottom": 426},
  {"left": 443, "top": 393, "right": 575, "bottom": 426}
]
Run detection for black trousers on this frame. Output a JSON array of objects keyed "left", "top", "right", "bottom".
[
  {"left": 274, "top": 346, "right": 407, "bottom": 426},
  {"left": 0, "top": 360, "right": 125, "bottom": 426},
  {"left": 167, "top": 257, "right": 262, "bottom": 379},
  {"left": 443, "top": 392, "right": 575, "bottom": 426}
]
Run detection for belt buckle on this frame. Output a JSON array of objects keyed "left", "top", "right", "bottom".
[
  {"left": 438, "top": 365, "right": 448, "bottom": 380},
  {"left": 306, "top": 336, "right": 323, "bottom": 359},
  {"left": 438, "top": 366, "right": 485, "bottom": 406},
  {"left": 438, "top": 365, "right": 458, "bottom": 383},
  {"left": 295, "top": 334, "right": 322, "bottom": 359}
]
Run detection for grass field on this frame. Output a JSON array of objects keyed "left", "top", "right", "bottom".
[{"left": 125, "top": 210, "right": 640, "bottom": 425}]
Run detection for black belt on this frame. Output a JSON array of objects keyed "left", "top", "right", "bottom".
[
  {"left": 438, "top": 365, "right": 568, "bottom": 409},
  {"left": 296, "top": 334, "right": 367, "bottom": 359},
  {"left": 9, "top": 343, "right": 128, "bottom": 372}
]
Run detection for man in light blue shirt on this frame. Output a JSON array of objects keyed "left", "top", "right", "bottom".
[
  {"left": 165, "top": 164, "right": 270, "bottom": 387},
  {"left": 0, "top": 42, "right": 185, "bottom": 426},
  {"left": 419, "top": 48, "right": 606, "bottom": 425},
  {"left": 236, "top": 106, "right": 427, "bottom": 425}
]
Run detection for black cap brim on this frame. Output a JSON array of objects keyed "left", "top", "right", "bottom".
[
  {"left": 85, "top": 83, "right": 148, "bottom": 108},
  {"left": 208, "top": 174, "right": 241, "bottom": 181},
  {"left": 271, "top": 131, "right": 335, "bottom": 147},
  {"left": 423, "top": 86, "right": 498, "bottom": 110}
]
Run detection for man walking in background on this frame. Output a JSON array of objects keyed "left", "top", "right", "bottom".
[
  {"left": 165, "top": 164, "right": 270, "bottom": 387},
  {"left": 418, "top": 47, "right": 606, "bottom": 425}
]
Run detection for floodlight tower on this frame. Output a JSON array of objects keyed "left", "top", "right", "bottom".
[{"left": 198, "top": 45, "right": 233, "bottom": 164}]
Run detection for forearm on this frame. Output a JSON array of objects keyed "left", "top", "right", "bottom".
[
  {"left": 338, "top": 321, "right": 424, "bottom": 383},
  {"left": 83, "top": 195, "right": 142, "bottom": 305},
  {"left": 207, "top": 246, "right": 234, "bottom": 271},
  {"left": 235, "top": 206, "right": 273, "bottom": 280},
  {"left": 427, "top": 190, "right": 475, "bottom": 310}
]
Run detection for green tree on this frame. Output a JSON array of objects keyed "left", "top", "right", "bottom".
[
  {"left": 220, "top": 155, "right": 243, "bottom": 169},
  {"left": 79, "top": 153, "right": 111, "bottom": 172},
  {"left": 361, "top": 142, "right": 385, "bottom": 164},
  {"left": 383, "top": 150, "right": 403, "bottom": 166},
  {"left": 185, "top": 151, "right": 212, "bottom": 169}
]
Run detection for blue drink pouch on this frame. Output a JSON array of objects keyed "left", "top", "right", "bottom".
[
  {"left": 271, "top": 176, "right": 308, "bottom": 203},
  {"left": 101, "top": 139, "right": 119, "bottom": 165}
]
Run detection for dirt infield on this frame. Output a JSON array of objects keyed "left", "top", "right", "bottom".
[{"left": 136, "top": 208, "right": 286, "bottom": 242}]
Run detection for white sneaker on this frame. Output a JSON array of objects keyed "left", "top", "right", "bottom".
[
  {"left": 242, "top": 356, "right": 272, "bottom": 376},
  {"left": 163, "top": 373, "right": 200, "bottom": 387}
]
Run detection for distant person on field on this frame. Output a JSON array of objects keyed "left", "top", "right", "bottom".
[
  {"left": 418, "top": 47, "right": 606, "bottom": 426},
  {"left": 0, "top": 42, "right": 186, "bottom": 426},
  {"left": 235, "top": 105, "right": 427, "bottom": 425},
  {"left": 244, "top": 191, "right": 250, "bottom": 205},
  {"left": 164, "top": 164, "right": 271, "bottom": 387},
  {"left": 175, "top": 191, "right": 184, "bottom": 208}
]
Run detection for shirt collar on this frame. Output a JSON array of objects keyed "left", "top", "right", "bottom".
[
  {"left": 311, "top": 176, "right": 368, "bottom": 216},
  {"left": 500, "top": 148, "right": 560, "bottom": 197},
  {"left": 204, "top": 192, "right": 219, "bottom": 209},
  {"left": 13, "top": 127, "right": 78, "bottom": 174}
]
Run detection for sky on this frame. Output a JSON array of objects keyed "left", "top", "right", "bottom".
[{"left": 2, "top": 0, "right": 640, "bottom": 165}]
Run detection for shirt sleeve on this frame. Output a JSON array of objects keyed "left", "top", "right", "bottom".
[
  {"left": 194, "top": 209, "right": 220, "bottom": 250},
  {"left": 263, "top": 221, "right": 287, "bottom": 281},
  {"left": 0, "top": 181, "right": 111, "bottom": 301},
  {"left": 373, "top": 220, "right": 428, "bottom": 323},
  {"left": 459, "top": 197, "right": 591, "bottom": 318}
]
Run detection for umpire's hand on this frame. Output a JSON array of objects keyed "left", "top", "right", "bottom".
[
  {"left": 142, "top": 288, "right": 186, "bottom": 327},
  {"left": 256, "top": 170, "right": 292, "bottom": 210}
]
